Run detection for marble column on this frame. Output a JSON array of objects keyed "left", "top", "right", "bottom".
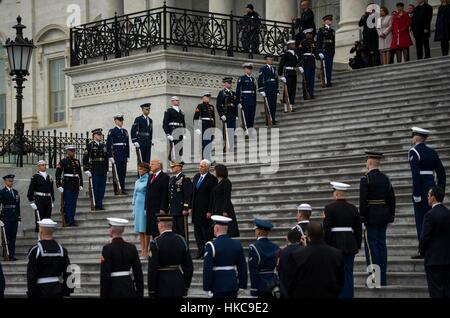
[{"left": 264, "top": 0, "right": 297, "bottom": 23}]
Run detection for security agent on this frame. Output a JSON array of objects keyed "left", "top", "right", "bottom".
[
  {"left": 100, "top": 217, "right": 144, "bottom": 298},
  {"left": 278, "top": 40, "right": 302, "bottom": 112},
  {"left": 217, "top": 77, "right": 239, "bottom": 150},
  {"left": 26, "top": 219, "right": 73, "bottom": 298},
  {"left": 203, "top": 215, "right": 248, "bottom": 298},
  {"left": 193, "top": 92, "right": 216, "bottom": 159},
  {"left": 107, "top": 113, "right": 130, "bottom": 195},
  {"left": 131, "top": 103, "right": 153, "bottom": 164},
  {"left": 316, "top": 14, "right": 336, "bottom": 87},
  {"left": 236, "top": 63, "right": 257, "bottom": 130},
  {"left": 295, "top": 203, "right": 312, "bottom": 236},
  {"left": 148, "top": 214, "right": 193, "bottom": 298},
  {"left": 258, "top": 54, "right": 279, "bottom": 125},
  {"left": 248, "top": 219, "right": 280, "bottom": 298},
  {"left": 409, "top": 127, "right": 446, "bottom": 259},
  {"left": 163, "top": 96, "right": 186, "bottom": 163},
  {"left": 0, "top": 174, "right": 21, "bottom": 261},
  {"left": 83, "top": 128, "right": 109, "bottom": 210}
]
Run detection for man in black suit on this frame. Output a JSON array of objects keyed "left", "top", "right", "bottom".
[
  {"left": 283, "top": 221, "right": 344, "bottom": 298},
  {"left": 420, "top": 186, "right": 450, "bottom": 298},
  {"left": 412, "top": 0, "right": 434, "bottom": 59},
  {"left": 189, "top": 159, "right": 218, "bottom": 259}
]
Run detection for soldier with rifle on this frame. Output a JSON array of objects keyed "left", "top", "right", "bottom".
[
  {"left": 236, "top": 63, "right": 257, "bottom": 135},
  {"left": 278, "top": 40, "right": 303, "bottom": 113},
  {"left": 299, "top": 29, "right": 316, "bottom": 99},
  {"left": 317, "top": 14, "right": 336, "bottom": 88},
  {"left": 131, "top": 103, "right": 153, "bottom": 164},
  {"left": 0, "top": 174, "right": 21, "bottom": 261},
  {"left": 258, "top": 54, "right": 279, "bottom": 126},
  {"left": 107, "top": 114, "right": 130, "bottom": 195},
  {"left": 163, "top": 97, "right": 186, "bottom": 163},
  {"left": 217, "top": 77, "right": 239, "bottom": 152}
]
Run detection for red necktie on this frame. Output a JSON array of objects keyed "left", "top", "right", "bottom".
[{"left": 151, "top": 174, "right": 156, "bottom": 183}]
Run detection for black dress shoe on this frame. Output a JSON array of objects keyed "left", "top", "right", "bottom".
[
  {"left": 122, "top": 191, "right": 128, "bottom": 195},
  {"left": 411, "top": 254, "right": 424, "bottom": 259},
  {"left": 9, "top": 257, "right": 18, "bottom": 261}
]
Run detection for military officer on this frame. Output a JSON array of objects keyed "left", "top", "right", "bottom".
[
  {"left": 106, "top": 114, "right": 130, "bottom": 195},
  {"left": 278, "top": 40, "right": 303, "bottom": 112},
  {"left": 236, "top": 63, "right": 257, "bottom": 130},
  {"left": 299, "top": 29, "right": 316, "bottom": 99},
  {"left": 409, "top": 127, "right": 446, "bottom": 259},
  {"left": 295, "top": 203, "right": 312, "bottom": 237},
  {"left": 27, "top": 160, "right": 55, "bottom": 232},
  {"left": 193, "top": 92, "right": 216, "bottom": 160},
  {"left": 0, "top": 175, "right": 21, "bottom": 261},
  {"left": 258, "top": 54, "right": 279, "bottom": 125},
  {"left": 83, "top": 128, "right": 109, "bottom": 211},
  {"left": 316, "top": 14, "right": 336, "bottom": 87},
  {"left": 55, "top": 145, "right": 83, "bottom": 227},
  {"left": 26, "top": 219, "right": 73, "bottom": 298},
  {"left": 168, "top": 162, "right": 193, "bottom": 239},
  {"left": 360, "top": 151, "right": 396, "bottom": 286},
  {"left": 131, "top": 103, "right": 153, "bottom": 164},
  {"left": 203, "top": 215, "right": 248, "bottom": 298},
  {"left": 100, "top": 217, "right": 144, "bottom": 298},
  {"left": 248, "top": 219, "right": 280, "bottom": 298},
  {"left": 217, "top": 77, "right": 239, "bottom": 151},
  {"left": 323, "top": 182, "right": 362, "bottom": 298},
  {"left": 148, "top": 214, "right": 193, "bottom": 298},
  {"left": 163, "top": 96, "right": 186, "bottom": 163}
]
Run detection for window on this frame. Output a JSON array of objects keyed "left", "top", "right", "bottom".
[
  {"left": 49, "top": 58, "right": 66, "bottom": 123},
  {"left": 0, "top": 59, "right": 6, "bottom": 130}
]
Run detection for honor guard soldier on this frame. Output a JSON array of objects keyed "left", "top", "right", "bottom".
[
  {"left": 107, "top": 113, "right": 130, "bottom": 195},
  {"left": 27, "top": 160, "right": 55, "bottom": 232},
  {"left": 258, "top": 54, "right": 279, "bottom": 125},
  {"left": 55, "top": 145, "right": 83, "bottom": 227},
  {"left": 295, "top": 203, "right": 312, "bottom": 236},
  {"left": 409, "top": 127, "right": 446, "bottom": 259},
  {"left": 0, "top": 175, "right": 21, "bottom": 261},
  {"left": 100, "top": 218, "right": 144, "bottom": 298},
  {"left": 248, "top": 219, "right": 280, "bottom": 298},
  {"left": 236, "top": 63, "right": 257, "bottom": 130},
  {"left": 148, "top": 214, "right": 194, "bottom": 298},
  {"left": 323, "top": 182, "right": 362, "bottom": 298},
  {"left": 168, "top": 162, "right": 193, "bottom": 239},
  {"left": 203, "top": 215, "right": 248, "bottom": 298},
  {"left": 278, "top": 40, "right": 303, "bottom": 112},
  {"left": 316, "top": 15, "right": 336, "bottom": 87},
  {"left": 217, "top": 77, "right": 239, "bottom": 150},
  {"left": 131, "top": 103, "right": 153, "bottom": 164},
  {"left": 26, "top": 219, "right": 73, "bottom": 298},
  {"left": 163, "top": 96, "right": 186, "bottom": 163},
  {"left": 83, "top": 128, "right": 109, "bottom": 211},
  {"left": 194, "top": 93, "right": 216, "bottom": 160},
  {"left": 360, "top": 151, "right": 396, "bottom": 286},
  {"left": 299, "top": 29, "right": 316, "bottom": 99}
]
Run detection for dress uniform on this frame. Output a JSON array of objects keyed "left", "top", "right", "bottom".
[
  {"left": 248, "top": 219, "right": 280, "bottom": 298},
  {"left": 217, "top": 78, "right": 239, "bottom": 150},
  {"left": 295, "top": 203, "right": 312, "bottom": 236},
  {"left": 409, "top": 127, "right": 446, "bottom": 253},
  {"left": 193, "top": 93, "right": 216, "bottom": 158},
  {"left": 278, "top": 40, "right": 301, "bottom": 112},
  {"left": 27, "top": 161, "right": 55, "bottom": 232},
  {"left": 316, "top": 15, "right": 336, "bottom": 87},
  {"left": 55, "top": 145, "right": 83, "bottom": 227},
  {"left": 163, "top": 97, "right": 186, "bottom": 163},
  {"left": 258, "top": 55, "right": 279, "bottom": 125},
  {"left": 299, "top": 29, "right": 316, "bottom": 99},
  {"left": 360, "top": 151, "right": 396, "bottom": 286},
  {"left": 236, "top": 63, "right": 257, "bottom": 129},
  {"left": 0, "top": 175, "right": 21, "bottom": 261},
  {"left": 83, "top": 129, "right": 109, "bottom": 210},
  {"left": 100, "top": 218, "right": 144, "bottom": 298},
  {"left": 203, "top": 216, "right": 248, "bottom": 298},
  {"left": 131, "top": 103, "right": 153, "bottom": 164},
  {"left": 323, "top": 182, "right": 362, "bottom": 298},
  {"left": 106, "top": 114, "right": 130, "bottom": 194},
  {"left": 148, "top": 214, "right": 194, "bottom": 298},
  {"left": 26, "top": 219, "right": 73, "bottom": 298}
]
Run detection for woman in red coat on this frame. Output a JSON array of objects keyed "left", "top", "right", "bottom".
[{"left": 391, "top": 3, "right": 413, "bottom": 63}]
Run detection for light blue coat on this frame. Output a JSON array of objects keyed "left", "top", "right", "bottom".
[{"left": 132, "top": 173, "right": 149, "bottom": 233}]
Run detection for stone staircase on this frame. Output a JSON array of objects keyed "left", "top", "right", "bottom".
[{"left": 3, "top": 56, "right": 450, "bottom": 298}]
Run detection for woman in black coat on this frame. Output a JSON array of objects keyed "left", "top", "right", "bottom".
[
  {"left": 208, "top": 164, "right": 240, "bottom": 237},
  {"left": 435, "top": 0, "right": 450, "bottom": 56}
]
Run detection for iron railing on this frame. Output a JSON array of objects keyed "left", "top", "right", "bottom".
[{"left": 70, "top": 5, "right": 295, "bottom": 66}]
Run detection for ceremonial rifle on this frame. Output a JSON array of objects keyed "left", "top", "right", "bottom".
[
  {"left": 282, "top": 83, "right": 293, "bottom": 113},
  {"left": 263, "top": 97, "right": 273, "bottom": 127},
  {"left": 88, "top": 176, "right": 96, "bottom": 211},
  {"left": 0, "top": 221, "right": 9, "bottom": 261}
]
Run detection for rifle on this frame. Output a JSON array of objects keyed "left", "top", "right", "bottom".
[
  {"left": 35, "top": 208, "right": 41, "bottom": 222},
  {"left": 1, "top": 221, "right": 9, "bottom": 261},
  {"left": 184, "top": 215, "right": 189, "bottom": 247},
  {"left": 239, "top": 104, "right": 249, "bottom": 136},
  {"left": 111, "top": 161, "right": 123, "bottom": 195},
  {"left": 319, "top": 59, "right": 327, "bottom": 88},
  {"left": 136, "top": 146, "right": 143, "bottom": 165},
  {"left": 88, "top": 176, "right": 96, "bottom": 212},
  {"left": 303, "top": 72, "right": 312, "bottom": 100},
  {"left": 60, "top": 192, "right": 66, "bottom": 227},
  {"left": 282, "top": 83, "right": 293, "bottom": 113},
  {"left": 364, "top": 227, "right": 377, "bottom": 286},
  {"left": 263, "top": 97, "right": 273, "bottom": 127},
  {"left": 223, "top": 121, "right": 230, "bottom": 152}
]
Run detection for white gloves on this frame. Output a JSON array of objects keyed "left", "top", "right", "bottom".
[
  {"left": 413, "top": 196, "right": 422, "bottom": 203},
  {"left": 167, "top": 135, "right": 174, "bottom": 142},
  {"left": 260, "top": 92, "right": 266, "bottom": 97},
  {"left": 221, "top": 115, "right": 227, "bottom": 122},
  {"left": 195, "top": 129, "right": 202, "bottom": 135},
  {"left": 79, "top": 186, "right": 83, "bottom": 191},
  {"left": 238, "top": 103, "right": 243, "bottom": 109},
  {"left": 133, "top": 142, "right": 140, "bottom": 148},
  {"left": 319, "top": 53, "right": 325, "bottom": 60},
  {"left": 362, "top": 223, "right": 366, "bottom": 231},
  {"left": 109, "top": 157, "right": 115, "bottom": 164},
  {"left": 0, "top": 220, "right": 4, "bottom": 227},
  {"left": 58, "top": 187, "right": 64, "bottom": 193},
  {"left": 85, "top": 171, "right": 92, "bottom": 178},
  {"left": 52, "top": 202, "right": 55, "bottom": 208},
  {"left": 280, "top": 76, "right": 287, "bottom": 83},
  {"left": 30, "top": 203, "right": 38, "bottom": 210},
  {"left": 298, "top": 67, "right": 304, "bottom": 74}
]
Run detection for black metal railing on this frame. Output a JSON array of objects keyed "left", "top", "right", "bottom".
[
  {"left": 0, "top": 129, "right": 90, "bottom": 168},
  {"left": 70, "top": 5, "right": 295, "bottom": 66}
]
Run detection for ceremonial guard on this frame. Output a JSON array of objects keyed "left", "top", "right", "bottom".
[
  {"left": 360, "top": 151, "right": 396, "bottom": 286},
  {"left": 163, "top": 96, "right": 186, "bottom": 163},
  {"left": 0, "top": 175, "right": 21, "bottom": 261},
  {"left": 27, "top": 160, "right": 55, "bottom": 232},
  {"left": 323, "top": 182, "right": 362, "bottom": 298},
  {"left": 168, "top": 162, "right": 193, "bottom": 239},
  {"left": 55, "top": 145, "right": 83, "bottom": 227},
  {"left": 248, "top": 219, "right": 280, "bottom": 298},
  {"left": 258, "top": 54, "right": 279, "bottom": 125},
  {"left": 236, "top": 63, "right": 257, "bottom": 130},
  {"left": 203, "top": 215, "right": 248, "bottom": 298},
  {"left": 100, "top": 218, "right": 144, "bottom": 298},
  {"left": 106, "top": 114, "right": 130, "bottom": 195},
  {"left": 26, "top": 219, "right": 73, "bottom": 298},
  {"left": 131, "top": 103, "right": 153, "bottom": 164},
  {"left": 299, "top": 29, "right": 316, "bottom": 99},
  {"left": 83, "top": 128, "right": 108, "bottom": 211},
  {"left": 278, "top": 40, "right": 302, "bottom": 112},
  {"left": 295, "top": 203, "right": 312, "bottom": 236},
  {"left": 193, "top": 93, "right": 216, "bottom": 160},
  {"left": 409, "top": 127, "right": 446, "bottom": 259},
  {"left": 316, "top": 15, "right": 336, "bottom": 87},
  {"left": 217, "top": 77, "right": 239, "bottom": 151},
  {"left": 148, "top": 214, "right": 193, "bottom": 298}
]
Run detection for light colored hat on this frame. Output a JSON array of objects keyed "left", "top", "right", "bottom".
[
  {"left": 107, "top": 217, "right": 129, "bottom": 227},
  {"left": 38, "top": 219, "right": 57, "bottom": 228},
  {"left": 330, "top": 181, "right": 351, "bottom": 191},
  {"left": 303, "top": 28, "right": 314, "bottom": 34},
  {"left": 113, "top": 113, "right": 124, "bottom": 120},
  {"left": 65, "top": 145, "right": 76, "bottom": 151},
  {"left": 297, "top": 203, "right": 312, "bottom": 211},
  {"left": 171, "top": 96, "right": 180, "bottom": 101},
  {"left": 37, "top": 160, "right": 47, "bottom": 165},
  {"left": 411, "top": 127, "right": 430, "bottom": 137},
  {"left": 211, "top": 215, "right": 232, "bottom": 225},
  {"left": 286, "top": 39, "right": 296, "bottom": 45},
  {"left": 242, "top": 62, "right": 253, "bottom": 68}
]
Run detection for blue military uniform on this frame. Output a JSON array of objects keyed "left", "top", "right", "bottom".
[
  {"left": 258, "top": 56, "right": 279, "bottom": 125},
  {"left": 131, "top": 103, "right": 153, "bottom": 164},
  {"left": 236, "top": 64, "right": 257, "bottom": 129},
  {"left": 217, "top": 78, "right": 239, "bottom": 151},
  {"left": 248, "top": 219, "right": 280, "bottom": 298},
  {"left": 0, "top": 175, "right": 21, "bottom": 261},
  {"left": 316, "top": 16, "right": 336, "bottom": 88}
]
